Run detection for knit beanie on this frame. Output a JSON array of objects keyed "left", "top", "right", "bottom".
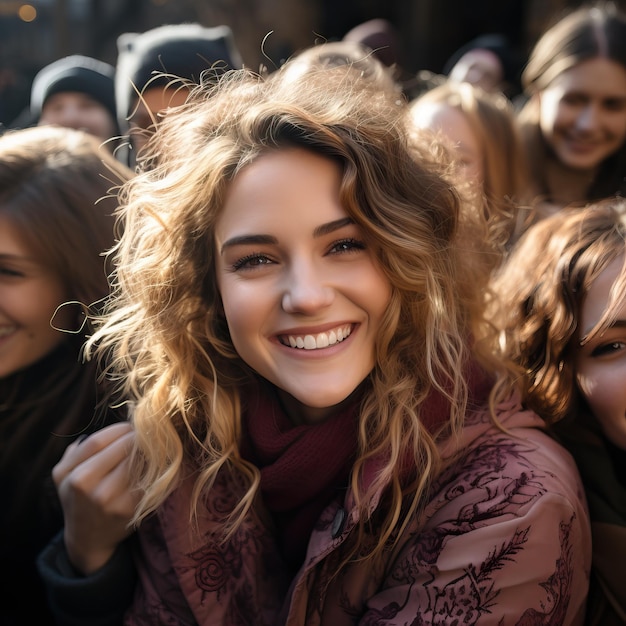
[
  {"left": 30, "top": 55, "right": 116, "bottom": 121},
  {"left": 115, "top": 23, "right": 243, "bottom": 133}
]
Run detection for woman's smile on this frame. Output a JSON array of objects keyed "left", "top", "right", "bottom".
[{"left": 278, "top": 323, "right": 354, "bottom": 350}]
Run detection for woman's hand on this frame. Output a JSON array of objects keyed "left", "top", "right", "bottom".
[{"left": 53, "top": 422, "right": 140, "bottom": 575}]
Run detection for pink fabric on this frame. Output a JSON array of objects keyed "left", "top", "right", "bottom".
[{"left": 125, "top": 397, "right": 592, "bottom": 626}]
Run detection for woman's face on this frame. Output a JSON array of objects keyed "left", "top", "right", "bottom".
[
  {"left": 538, "top": 57, "right": 626, "bottom": 172},
  {"left": 0, "top": 215, "right": 73, "bottom": 378},
  {"left": 410, "top": 101, "right": 484, "bottom": 184},
  {"left": 575, "top": 255, "right": 626, "bottom": 449},
  {"left": 215, "top": 148, "right": 392, "bottom": 425}
]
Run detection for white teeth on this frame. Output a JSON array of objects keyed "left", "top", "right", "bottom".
[
  {"left": 285, "top": 324, "right": 352, "bottom": 350},
  {"left": 0, "top": 326, "right": 16, "bottom": 337}
]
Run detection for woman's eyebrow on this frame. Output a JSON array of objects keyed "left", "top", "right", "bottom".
[
  {"left": 220, "top": 217, "right": 355, "bottom": 254},
  {"left": 580, "top": 318, "right": 626, "bottom": 344},
  {"left": 313, "top": 217, "right": 354, "bottom": 237},
  {"left": 220, "top": 234, "right": 276, "bottom": 253}
]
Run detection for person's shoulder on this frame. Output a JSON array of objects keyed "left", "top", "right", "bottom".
[
  {"left": 490, "top": 402, "right": 584, "bottom": 482},
  {"left": 389, "top": 403, "right": 591, "bottom": 626},
  {"left": 435, "top": 400, "right": 588, "bottom": 520}
]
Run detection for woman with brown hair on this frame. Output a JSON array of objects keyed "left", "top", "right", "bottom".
[
  {"left": 0, "top": 125, "right": 132, "bottom": 624},
  {"left": 517, "top": 2, "right": 626, "bottom": 223},
  {"left": 486, "top": 199, "right": 626, "bottom": 624}
]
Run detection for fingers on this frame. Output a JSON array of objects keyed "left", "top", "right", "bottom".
[
  {"left": 53, "top": 422, "right": 140, "bottom": 575},
  {"left": 79, "top": 446, "right": 140, "bottom": 518},
  {"left": 53, "top": 421, "right": 134, "bottom": 487}
]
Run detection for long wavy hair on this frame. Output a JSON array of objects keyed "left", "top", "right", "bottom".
[
  {"left": 517, "top": 2, "right": 626, "bottom": 204},
  {"left": 486, "top": 198, "right": 626, "bottom": 424},
  {"left": 408, "top": 81, "right": 532, "bottom": 247},
  {"left": 88, "top": 65, "right": 504, "bottom": 562}
]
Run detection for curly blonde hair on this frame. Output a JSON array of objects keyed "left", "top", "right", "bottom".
[
  {"left": 88, "top": 65, "right": 503, "bottom": 561},
  {"left": 487, "top": 198, "right": 626, "bottom": 423}
]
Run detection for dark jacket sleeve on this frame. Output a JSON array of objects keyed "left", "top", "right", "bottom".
[{"left": 37, "top": 531, "right": 137, "bottom": 626}]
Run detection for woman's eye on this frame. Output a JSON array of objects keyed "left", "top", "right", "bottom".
[
  {"left": 329, "top": 238, "right": 366, "bottom": 255},
  {"left": 0, "top": 267, "right": 23, "bottom": 278},
  {"left": 604, "top": 98, "right": 626, "bottom": 112},
  {"left": 562, "top": 93, "right": 585, "bottom": 105},
  {"left": 231, "top": 254, "right": 274, "bottom": 271},
  {"left": 590, "top": 341, "right": 626, "bottom": 358}
]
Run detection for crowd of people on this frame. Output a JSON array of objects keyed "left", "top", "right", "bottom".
[{"left": 1, "top": 2, "right": 626, "bottom": 625}]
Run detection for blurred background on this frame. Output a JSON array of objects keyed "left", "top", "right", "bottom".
[{"left": 1, "top": 0, "right": 622, "bottom": 128}]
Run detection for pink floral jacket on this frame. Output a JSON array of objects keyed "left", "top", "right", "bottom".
[{"left": 125, "top": 399, "right": 591, "bottom": 625}]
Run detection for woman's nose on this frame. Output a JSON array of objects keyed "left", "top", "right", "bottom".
[
  {"left": 575, "top": 104, "right": 599, "bottom": 131},
  {"left": 281, "top": 263, "right": 334, "bottom": 314}
]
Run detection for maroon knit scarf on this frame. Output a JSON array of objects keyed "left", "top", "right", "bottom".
[
  {"left": 239, "top": 362, "right": 491, "bottom": 571},
  {"left": 240, "top": 384, "right": 359, "bottom": 571}
]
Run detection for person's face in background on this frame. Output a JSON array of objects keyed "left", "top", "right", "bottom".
[
  {"left": 38, "top": 91, "right": 117, "bottom": 141},
  {"left": 128, "top": 85, "right": 190, "bottom": 155},
  {"left": 575, "top": 255, "right": 626, "bottom": 449},
  {"left": 410, "top": 101, "right": 484, "bottom": 184},
  {"left": 0, "top": 214, "right": 73, "bottom": 378},
  {"left": 538, "top": 57, "right": 626, "bottom": 172},
  {"left": 448, "top": 49, "right": 504, "bottom": 94}
]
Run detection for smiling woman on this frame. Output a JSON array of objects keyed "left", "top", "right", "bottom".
[
  {"left": 39, "top": 62, "right": 590, "bottom": 625},
  {"left": 0, "top": 125, "right": 132, "bottom": 625},
  {"left": 0, "top": 217, "right": 73, "bottom": 378},
  {"left": 516, "top": 2, "right": 626, "bottom": 222}
]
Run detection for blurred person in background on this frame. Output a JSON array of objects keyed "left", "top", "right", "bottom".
[
  {"left": 516, "top": 2, "right": 626, "bottom": 224},
  {"left": 279, "top": 39, "right": 400, "bottom": 96},
  {"left": 408, "top": 81, "right": 531, "bottom": 250},
  {"left": 0, "top": 125, "right": 132, "bottom": 625},
  {"left": 115, "top": 22, "right": 243, "bottom": 166},
  {"left": 443, "top": 34, "right": 521, "bottom": 98},
  {"left": 30, "top": 54, "right": 119, "bottom": 149}
]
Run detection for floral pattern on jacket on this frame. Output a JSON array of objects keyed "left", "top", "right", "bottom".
[{"left": 124, "top": 399, "right": 591, "bottom": 626}]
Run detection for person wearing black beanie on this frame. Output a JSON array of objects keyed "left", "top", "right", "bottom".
[
  {"left": 115, "top": 23, "right": 243, "bottom": 165},
  {"left": 31, "top": 55, "right": 119, "bottom": 146}
]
